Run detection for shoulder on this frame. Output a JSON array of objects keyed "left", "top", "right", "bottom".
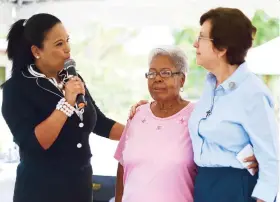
[
  {"left": 184, "top": 101, "right": 196, "bottom": 114},
  {"left": 245, "top": 73, "right": 271, "bottom": 93},
  {"left": 1, "top": 77, "right": 22, "bottom": 116},
  {"left": 129, "top": 103, "right": 150, "bottom": 123},
  {"left": 134, "top": 103, "right": 150, "bottom": 116},
  {"left": 242, "top": 73, "right": 274, "bottom": 107},
  {"left": 2, "top": 73, "right": 38, "bottom": 106},
  {"left": 138, "top": 102, "right": 150, "bottom": 110},
  {"left": 1, "top": 77, "right": 20, "bottom": 98},
  {"left": 2, "top": 76, "right": 16, "bottom": 89},
  {"left": 187, "top": 101, "right": 196, "bottom": 111}
]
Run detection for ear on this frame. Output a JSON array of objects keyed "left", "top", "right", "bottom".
[
  {"left": 180, "top": 74, "right": 186, "bottom": 88},
  {"left": 31, "top": 45, "right": 41, "bottom": 59},
  {"left": 217, "top": 48, "right": 227, "bottom": 58},
  {"left": 212, "top": 44, "right": 227, "bottom": 58}
]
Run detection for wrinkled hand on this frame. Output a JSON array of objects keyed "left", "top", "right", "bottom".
[
  {"left": 128, "top": 100, "right": 148, "bottom": 119},
  {"left": 244, "top": 155, "right": 259, "bottom": 175}
]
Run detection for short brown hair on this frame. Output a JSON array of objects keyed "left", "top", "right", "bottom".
[{"left": 200, "top": 7, "right": 256, "bottom": 65}]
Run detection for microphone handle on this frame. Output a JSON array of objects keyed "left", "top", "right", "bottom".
[
  {"left": 76, "top": 93, "right": 87, "bottom": 109},
  {"left": 67, "top": 74, "right": 87, "bottom": 109}
]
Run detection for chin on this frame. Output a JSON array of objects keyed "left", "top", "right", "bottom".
[
  {"left": 152, "top": 94, "right": 167, "bottom": 102},
  {"left": 196, "top": 60, "right": 207, "bottom": 69},
  {"left": 56, "top": 63, "right": 65, "bottom": 70},
  {"left": 196, "top": 58, "right": 202, "bottom": 66}
]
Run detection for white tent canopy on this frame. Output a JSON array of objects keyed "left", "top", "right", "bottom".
[
  {"left": 246, "top": 37, "right": 280, "bottom": 75},
  {"left": 1, "top": 0, "right": 279, "bottom": 30},
  {"left": 1, "top": 0, "right": 279, "bottom": 76}
]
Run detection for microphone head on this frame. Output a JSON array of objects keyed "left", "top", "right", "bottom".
[{"left": 64, "top": 59, "right": 76, "bottom": 76}]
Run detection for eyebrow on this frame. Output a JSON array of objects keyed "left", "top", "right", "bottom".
[
  {"left": 149, "top": 67, "right": 172, "bottom": 71},
  {"left": 53, "top": 35, "right": 70, "bottom": 44}
]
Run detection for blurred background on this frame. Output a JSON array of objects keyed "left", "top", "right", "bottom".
[{"left": 0, "top": 0, "right": 279, "bottom": 201}]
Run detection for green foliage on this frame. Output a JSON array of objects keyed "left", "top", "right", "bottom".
[
  {"left": 172, "top": 10, "right": 279, "bottom": 99},
  {"left": 251, "top": 10, "right": 279, "bottom": 47},
  {"left": 172, "top": 27, "right": 207, "bottom": 99},
  {"left": 69, "top": 9, "right": 279, "bottom": 122},
  {"left": 71, "top": 24, "right": 148, "bottom": 122}
]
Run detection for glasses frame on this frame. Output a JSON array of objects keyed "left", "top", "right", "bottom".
[
  {"left": 145, "top": 70, "right": 182, "bottom": 79},
  {"left": 196, "top": 35, "right": 214, "bottom": 43}
]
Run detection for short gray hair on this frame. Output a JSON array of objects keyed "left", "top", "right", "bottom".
[{"left": 148, "top": 46, "right": 189, "bottom": 74}]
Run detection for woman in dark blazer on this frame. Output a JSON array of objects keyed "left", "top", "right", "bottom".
[{"left": 1, "top": 13, "right": 124, "bottom": 202}]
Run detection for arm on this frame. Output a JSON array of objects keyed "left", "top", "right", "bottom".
[
  {"left": 244, "top": 93, "right": 279, "bottom": 202},
  {"left": 90, "top": 97, "right": 124, "bottom": 140},
  {"left": 92, "top": 101, "right": 124, "bottom": 140},
  {"left": 109, "top": 122, "right": 125, "bottom": 141},
  {"left": 2, "top": 77, "right": 84, "bottom": 150},
  {"left": 1, "top": 83, "right": 68, "bottom": 151},
  {"left": 35, "top": 76, "right": 85, "bottom": 149},
  {"left": 78, "top": 75, "right": 125, "bottom": 140},
  {"left": 114, "top": 120, "right": 131, "bottom": 201},
  {"left": 34, "top": 110, "right": 68, "bottom": 150},
  {"left": 115, "top": 163, "right": 124, "bottom": 202}
]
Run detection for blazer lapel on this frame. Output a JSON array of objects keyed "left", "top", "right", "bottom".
[{"left": 37, "top": 78, "right": 64, "bottom": 98}]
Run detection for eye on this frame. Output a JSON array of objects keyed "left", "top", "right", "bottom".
[
  {"left": 160, "top": 70, "right": 172, "bottom": 77},
  {"left": 56, "top": 42, "right": 63, "bottom": 46},
  {"left": 145, "top": 72, "right": 156, "bottom": 79}
]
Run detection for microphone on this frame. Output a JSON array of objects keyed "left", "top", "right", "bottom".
[{"left": 64, "top": 59, "right": 87, "bottom": 109}]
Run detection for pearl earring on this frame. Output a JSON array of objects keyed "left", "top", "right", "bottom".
[{"left": 36, "top": 56, "right": 40, "bottom": 59}]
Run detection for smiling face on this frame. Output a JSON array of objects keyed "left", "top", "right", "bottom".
[
  {"left": 147, "top": 55, "right": 185, "bottom": 102},
  {"left": 31, "top": 23, "right": 71, "bottom": 76}
]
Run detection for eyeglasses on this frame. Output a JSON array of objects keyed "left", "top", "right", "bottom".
[
  {"left": 145, "top": 70, "right": 182, "bottom": 79},
  {"left": 196, "top": 35, "right": 214, "bottom": 43}
]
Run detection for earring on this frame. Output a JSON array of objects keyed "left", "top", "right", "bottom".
[
  {"left": 180, "top": 87, "right": 184, "bottom": 92},
  {"left": 35, "top": 56, "right": 40, "bottom": 59}
]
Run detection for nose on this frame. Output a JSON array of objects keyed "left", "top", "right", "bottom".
[
  {"left": 65, "top": 42, "right": 71, "bottom": 54},
  {"left": 193, "top": 40, "right": 198, "bottom": 48},
  {"left": 155, "top": 74, "right": 163, "bottom": 82}
]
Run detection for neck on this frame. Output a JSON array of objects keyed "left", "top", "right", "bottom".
[
  {"left": 211, "top": 63, "right": 239, "bottom": 86},
  {"left": 156, "top": 96, "right": 183, "bottom": 110},
  {"left": 35, "top": 61, "right": 59, "bottom": 81}
]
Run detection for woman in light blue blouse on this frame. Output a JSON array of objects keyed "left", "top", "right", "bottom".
[{"left": 188, "top": 7, "right": 279, "bottom": 202}]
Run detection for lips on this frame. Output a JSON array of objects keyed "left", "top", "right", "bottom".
[{"left": 153, "top": 87, "right": 166, "bottom": 92}]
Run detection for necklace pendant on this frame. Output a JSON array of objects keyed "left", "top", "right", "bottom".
[{"left": 79, "top": 122, "right": 84, "bottom": 128}]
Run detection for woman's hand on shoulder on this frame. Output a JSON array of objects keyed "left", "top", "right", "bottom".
[{"left": 128, "top": 100, "right": 148, "bottom": 119}]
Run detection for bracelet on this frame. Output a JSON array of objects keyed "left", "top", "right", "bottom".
[{"left": 56, "top": 98, "right": 75, "bottom": 117}]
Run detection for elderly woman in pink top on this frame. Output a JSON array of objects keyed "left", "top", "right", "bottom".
[
  {"left": 115, "top": 46, "right": 259, "bottom": 202},
  {"left": 114, "top": 46, "right": 196, "bottom": 202}
]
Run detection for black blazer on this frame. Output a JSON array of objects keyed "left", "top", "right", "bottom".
[
  {"left": 2, "top": 68, "right": 117, "bottom": 201},
  {"left": 1, "top": 69, "right": 116, "bottom": 169}
]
